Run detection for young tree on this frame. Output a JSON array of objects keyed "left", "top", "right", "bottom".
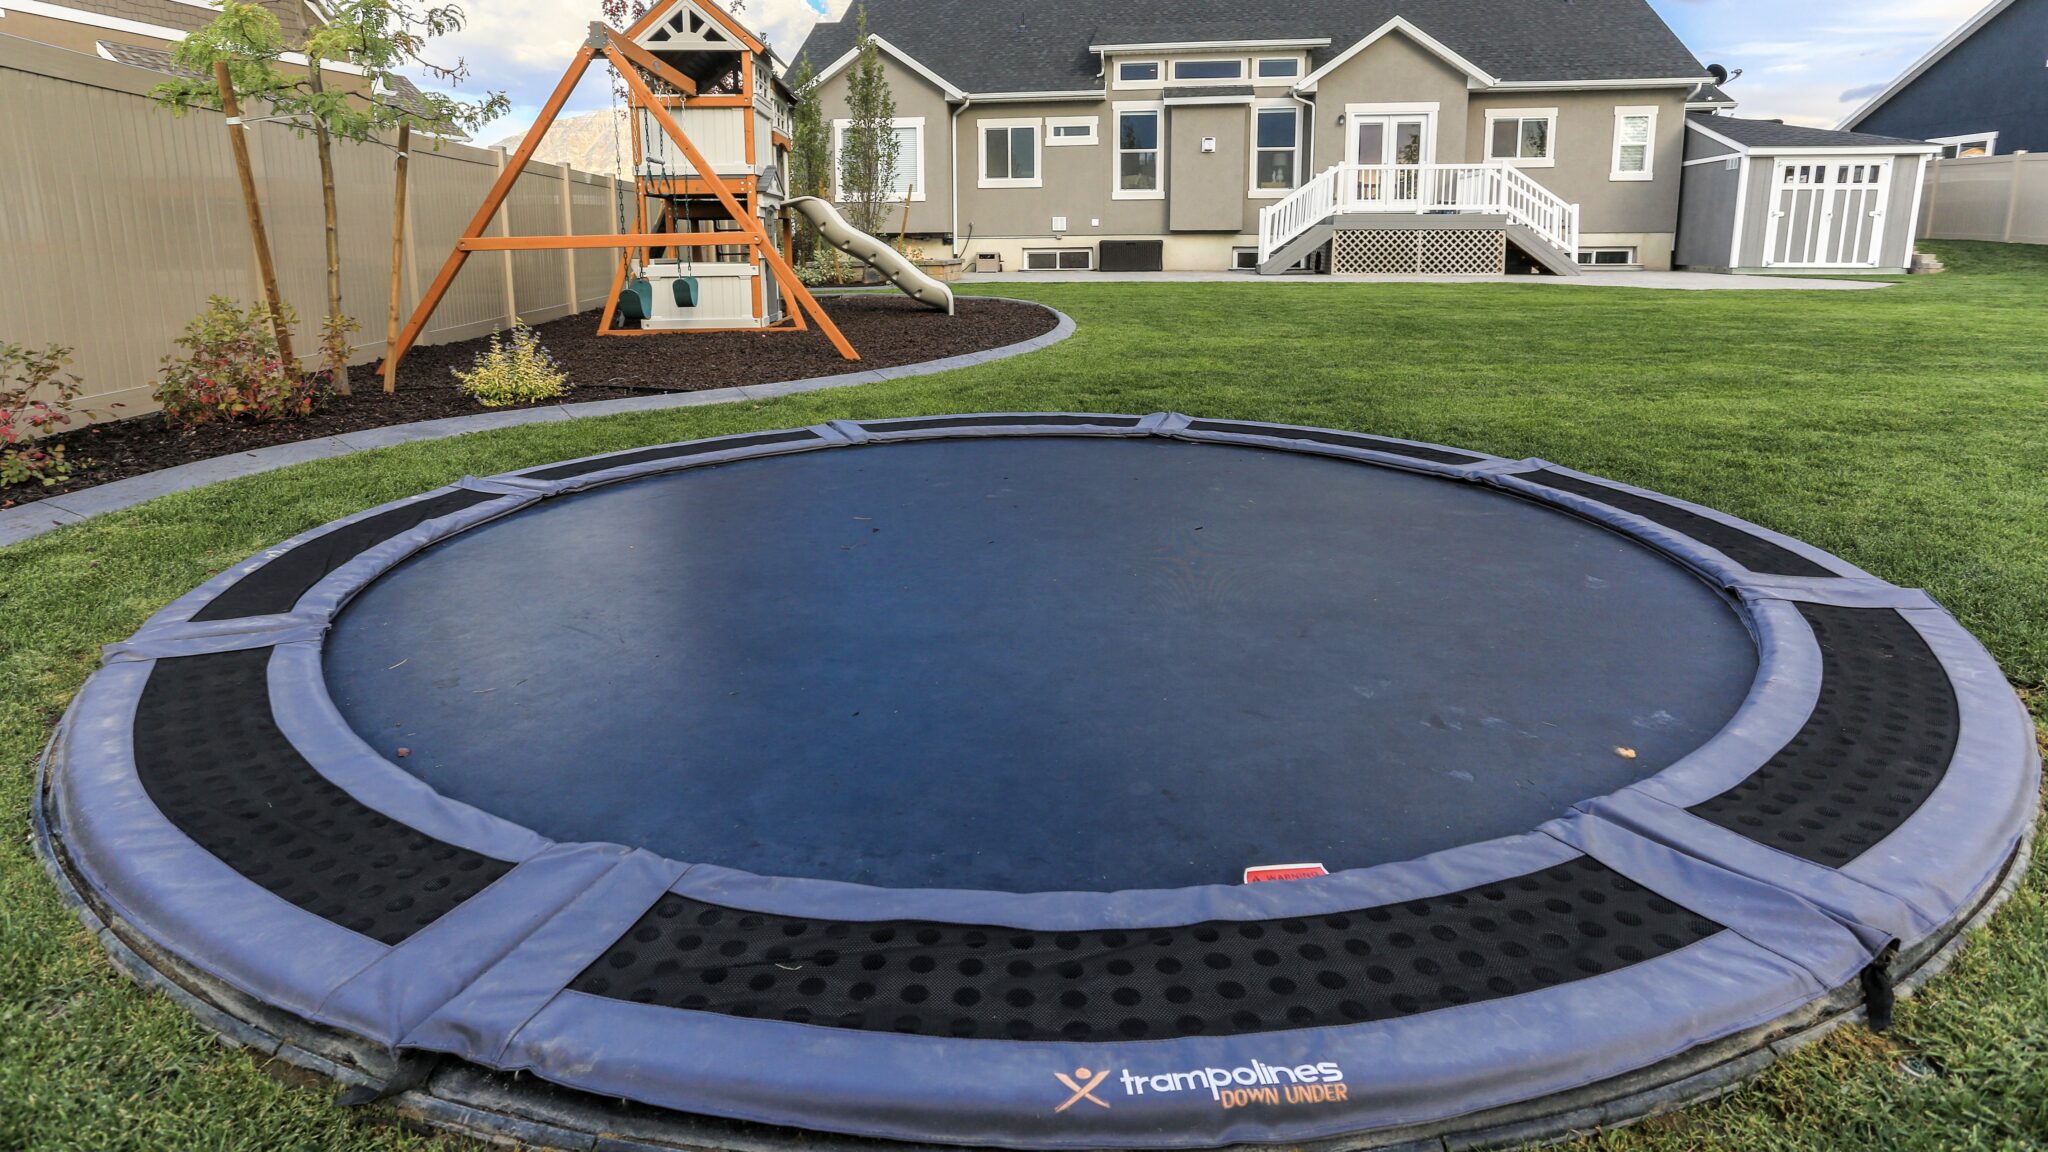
[
  {"left": 786, "top": 55, "right": 831, "bottom": 263},
  {"left": 837, "top": 4, "right": 901, "bottom": 236},
  {"left": 156, "top": 0, "right": 507, "bottom": 393}
]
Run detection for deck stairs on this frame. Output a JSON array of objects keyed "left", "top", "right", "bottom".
[{"left": 1259, "top": 163, "right": 1581, "bottom": 276}]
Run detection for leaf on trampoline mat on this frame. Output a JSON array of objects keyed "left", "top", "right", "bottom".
[{"left": 1616, "top": 746, "right": 1638, "bottom": 759}]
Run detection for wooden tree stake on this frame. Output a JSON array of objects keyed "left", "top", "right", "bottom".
[
  {"left": 216, "top": 61, "right": 296, "bottom": 367},
  {"left": 382, "top": 122, "right": 411, "bottom": 392}
]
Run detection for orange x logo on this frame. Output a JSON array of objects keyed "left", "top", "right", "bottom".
[{"left": 1054, "top": 1066, "right": 1112, "bottom": 1112}]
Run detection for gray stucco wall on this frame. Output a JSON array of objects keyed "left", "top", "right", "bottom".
[
  {"left": 811, "top": 53, "right": 955, "bottom": 236},
  {"left": 1170, "top": 103, "right": 1251, "bottom": 231},
  {"left": 1307, "top": 33, "right": 1470, "bottom": 170},
  {"left": 955, "top": 100, "right": 1167, "bottom": 239},
  {"left": 1464, "top": 89, "right": 1687, "bottom": 239}
]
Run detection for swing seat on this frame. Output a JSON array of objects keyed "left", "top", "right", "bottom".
[
  {"left": 672, "top": 276, "right": 699, "bottom": 309},
  {"left": 616, "top": 279, "right": 654, "bottom": 324}
]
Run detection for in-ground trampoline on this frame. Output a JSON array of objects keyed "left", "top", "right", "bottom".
[{"left": 39, "top": 414, "right": 2037, "bottom": 1151}]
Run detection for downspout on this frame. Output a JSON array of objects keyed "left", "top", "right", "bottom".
[{"left": 950, "top": 93, "right": 972, "bottom": 258}]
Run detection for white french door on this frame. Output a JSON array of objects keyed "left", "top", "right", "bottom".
[
  {"left": 1347, "top": 113, "right": 1431, "bottom": 207},
  {"left": 1765, "top": 157, "right": 1892, "bottom": 268}
]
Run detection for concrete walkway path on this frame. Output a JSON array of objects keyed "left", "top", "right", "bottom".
[
  {"left": 960, "top": 270, "right": 1894, "bottom": 291},
  {"left": 0, "top": 303, "right": 1074, "bottom": 549}
]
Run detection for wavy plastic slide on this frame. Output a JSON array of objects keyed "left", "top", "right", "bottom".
[{"left": 788, "top": 196, "right": 954, "bottom": 315}]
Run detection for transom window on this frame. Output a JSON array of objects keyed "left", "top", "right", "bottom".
[
  {"left": 1611, "top": 106, "right": 1656, "bottom": 180},
  {"left": 1171, "top": 59, "right": 1244, "bottom": 81},
  {"left": 1047, "top": 116, "right": 1098, "bottom": 146},
  {"left": 1253, "top": 106, "right": 1300, "bottom": 192},
  {"left": 1116, "top": 60, "right": 1161, "bottom": 85},
  {"left": 980, "top": 121, "right": 1041, "bottom": 187},
  {"left": 1255, "top": 57, "right": 1300, "bottom": 80},
  {"left": 1487, "top": 109, "right": 1556, "bottom": 166},
  {"left": 1116, "top": 107, "right": 1163, "bottom": 198}
]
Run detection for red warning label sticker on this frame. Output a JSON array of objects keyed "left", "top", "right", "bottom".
[{"left": 1242, "top": 862, "right": 1329, "bottom": 884}]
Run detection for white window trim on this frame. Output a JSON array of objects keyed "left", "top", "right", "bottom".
[
  {"left": 1929, "top": 131, "right": 1998, "bottom": 157},
  {"left": 1046, "top": 115, "right": 1099, "bottom": 147},
  {"left": 1609, "top": 105, "right": 1657, "bottom": 181},
  {"left": 1167, "top": 56, "right": 1248, "bottom": 84},
  {"left": 977, "top": 118, "right": 1044, "bottom": 189},
  {"left": 1253, "top": 56, "right": 1302, "bottom": 82},
  {"left": 1112, "top": 101, "right": 1167, "bottom": 200},
  {"left": 831, "top": 116, "right": 927, "bottom": 203},
  {"left": 1248, "top": 100, "right": 1302, "bottom": 199},
  {"left": 1484, "top": 107, "right": 1558, "bottom": 168},
  {"left": 1343, "top": 103, "right": 1439, "bottom": 165},
  {"left": 1113, "top": 60, "right": 1163, "bottom": 89}
]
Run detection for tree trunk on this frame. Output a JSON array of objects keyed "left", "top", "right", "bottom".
[
  {"left": 382, "top": 123, "right": 410, "bottom": 393},
  {"left": 214, "top": 61, "right": 296, "bottom": 368},
  {"left": 307, "top": 62, "right": 349, "bottom": 394}
]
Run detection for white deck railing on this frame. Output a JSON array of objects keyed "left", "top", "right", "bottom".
[{"left": 1258, "top": 163, "right": 1580, "bottom": 266}]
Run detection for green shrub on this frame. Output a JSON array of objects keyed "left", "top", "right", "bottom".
[
  {"left": 1, "top": 342, "right": 91, "bottom": 488},
  {"left": 153, "top": 297, "right": 316, "bottom": 427},
  {"left": 451, "top": 322, "right": 568, "bottom": 408}
]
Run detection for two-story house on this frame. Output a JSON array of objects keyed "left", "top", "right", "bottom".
[{"left": 793, "top": 0, "right": 1935, "bottom": 278}]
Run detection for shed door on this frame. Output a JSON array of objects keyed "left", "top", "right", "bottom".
[{"left": 1765, "top": 158, "right": 1891, "bottom": 268}]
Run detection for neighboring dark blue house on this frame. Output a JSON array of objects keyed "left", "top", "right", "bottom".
[{"left": 1841, "top": 0, "right": 2048, "bottom": 156}]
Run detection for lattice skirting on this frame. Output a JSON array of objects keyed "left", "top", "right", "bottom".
[{"left": 1332, "top": 228, "right": 1506, "bottom": 275}]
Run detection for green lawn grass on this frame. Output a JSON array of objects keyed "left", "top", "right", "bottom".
[{"left": 2, "top": 241, "right": 2043, "bottom": 1150}]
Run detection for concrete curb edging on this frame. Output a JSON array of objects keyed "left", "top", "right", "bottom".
[{"left": 0, "top": 299, "right": 1075, "bottom": 549}]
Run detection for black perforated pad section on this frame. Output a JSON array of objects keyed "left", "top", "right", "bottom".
[
  {"left": 1518, "top": 470, "right": 1832, "bottom": 577},
  {"left": 1184, "top": 420, "right": 1484, "bottom": 466},
  {"left": 865, "top": 415, "right": 1145, "bottom": 432},
  {"left": 1690, "top": 606, "right": 1959, "bottom": 867},
  {"left": 570, "top": 857, "right": 1724, "bottom": 1040},
  {"left": 133, "top": 648, "right": 515, "bottom": 945},
  {"left": 519, "top": 430, "right": 821, "bottom": 482},
  {"left": 192, "top": 490, "right": 499, "bottom": 621}
]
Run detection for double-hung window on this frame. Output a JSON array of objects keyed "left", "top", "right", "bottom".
[
  {"left": 1115, "top": 105, "right": 1163, "bottom": 198},
  {"left": 1486, "top": 108, "right": 1556, "bottom": 167},
  {"left": 832, "top": 117, "right": 925, "bottom": 201},
  {"left": 1611, "top": 106, "right": 1656, "bottom": 180},
  {"left": 980, "top": 120, "right": 1041, "bottom": 188},
  {"left": 1252, "top": 106, "right": 1300, "bottom": 194}
]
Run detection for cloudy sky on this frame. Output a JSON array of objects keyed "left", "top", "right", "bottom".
[{"left": 425, "top": 0, "right": 1989, "bottom": 144}]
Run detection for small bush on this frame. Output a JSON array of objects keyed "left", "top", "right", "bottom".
[
  {"left": 1, "top": 342, "right": 91, "bottom": 488},
  {"left": 451, "top": 323, "right": 568, "bottom": 408},
  {"left": 316, "top": 313, "right": 361, "bottom": 388},
  {"left": 154, "top": 297, "right": 316, "bottom": 427}
]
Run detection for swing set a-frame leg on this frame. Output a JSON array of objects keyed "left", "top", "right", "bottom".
[{"left": 383, "top": 40, "right": 601, "bottom": 387}]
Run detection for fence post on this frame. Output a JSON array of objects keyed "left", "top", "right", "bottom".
[
  {"left": 559, "top": 165, "right": 578, "bottom": 313},
  {"left": 2004, "top": 155, "right": 2025, "bottom": 243},
  {"left": 1921, "top": 158, "right": 1941, "bottom": 239},
  {"left": 495, "top": 147, "right": 518, "bottom": 326}
]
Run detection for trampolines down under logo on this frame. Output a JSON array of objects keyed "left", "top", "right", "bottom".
[
  {"left": 1054, "top": 1067, "right": 1112, "bottom": 1112},
  {"left": 1054, "top": 1060, "right": 1349, "bottom": 1113}
]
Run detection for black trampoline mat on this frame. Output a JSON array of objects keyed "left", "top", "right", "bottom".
[{"left": 323, "top": 438, "right": 1757, "bottom": 892}]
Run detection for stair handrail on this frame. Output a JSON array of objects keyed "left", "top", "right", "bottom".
[{"left": 1258, "top": 164, "right": 1341, "bottom": 265}]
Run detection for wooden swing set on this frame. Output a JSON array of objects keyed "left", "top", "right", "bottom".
[{"left": 380, "top": 19, "right": 856, "bottom": 388}]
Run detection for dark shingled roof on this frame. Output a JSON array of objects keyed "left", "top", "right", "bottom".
[
  {"left": 791, "top": 0, "right": 1707, "bottom": 94},
  {"left": 1690, "top": 115, "right": 1933, "bottom": 150},
  {"left": 1165, "top": 85, "right": 1256, "bottom": 100},
  {"left": 1686, "top": 80, "right": 1735, "bottom": 106}
]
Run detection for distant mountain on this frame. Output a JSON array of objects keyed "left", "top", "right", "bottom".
[{"left": 491, "top": 109, "right": 634, "bottom": 179}]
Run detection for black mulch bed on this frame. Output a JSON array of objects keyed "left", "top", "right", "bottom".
[{"left": 5, "top": 295, "right": 1054, "bottom": 510}]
